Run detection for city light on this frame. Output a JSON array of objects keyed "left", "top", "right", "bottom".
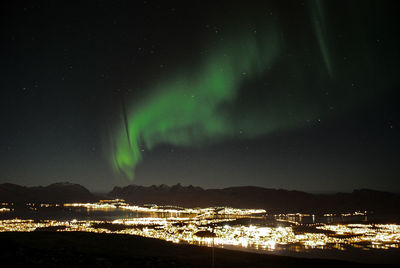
[{"left": 1, "top": 200, "right": 399, "bottom": 252}]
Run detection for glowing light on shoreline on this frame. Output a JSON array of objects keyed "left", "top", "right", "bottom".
[{"left": 1, "top": 201, "right": 399, "bottom": 252}]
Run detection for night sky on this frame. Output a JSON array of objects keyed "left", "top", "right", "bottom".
[{"left": 1, "top": 1, "right": 399, "bottom": 192}]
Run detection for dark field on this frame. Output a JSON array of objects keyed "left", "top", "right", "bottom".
[{"left": 0, "top": 232, "right": 397, "bottom": 267}]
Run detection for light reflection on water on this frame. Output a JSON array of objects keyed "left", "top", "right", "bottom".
[{"left": 0, "top": 204, "right": 251, "bottom": 221}]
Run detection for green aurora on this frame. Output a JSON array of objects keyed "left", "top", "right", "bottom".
[
  {"left": 310, "top": 0, "right": 333, "bottom": 77},
  {"left": 106, "top": 1, "right": 395, "bottom": 180},
  {"left": 109, "top": 27, "right": 284, "bottom": 179}
]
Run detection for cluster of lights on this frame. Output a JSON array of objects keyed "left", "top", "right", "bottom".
[
  {"left": 64, "top": 200, "right": 266, "bottom": 216},
  {"left": 111, "top": 219, "right": 400, "bottom": 251},
  {"left": 0, "top": 205, "right": 399, "bottom": 252},
  {"left": 1, "top": 201, "right": 399, "bottom": 252},
  {"left": 0, "top": 208, "right": 11, "bottom": 213}
]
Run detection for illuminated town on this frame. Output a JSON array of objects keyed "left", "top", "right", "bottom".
[{"left": 0, "top": 200, "right": 399, "bottom": 253}]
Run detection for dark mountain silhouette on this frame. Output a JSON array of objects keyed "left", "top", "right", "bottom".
[
  {"left": 1, "top": 182, "right": 399, "bottom": 214},
  {"left": 109, "top": 184, "right": 400, "bottom": 214},
  {"left": 0, "top": 182, "right": 99, "bottom": 203}
]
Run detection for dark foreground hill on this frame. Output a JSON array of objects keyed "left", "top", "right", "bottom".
[
  {"left": 0, "top": 232, "right": 395, "bottom": 267},
  {"left": 109, "top": 184, "right": 400, "bottom": 214},
  {"left": 0, "top": 182, "right": 99, "bottom": 203}
]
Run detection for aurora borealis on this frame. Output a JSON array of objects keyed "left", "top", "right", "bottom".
[
  {"left": 107, "top": 0, "right": 397, "bottom": 180},
  {"left": 1, "top": 1, "right": 399, "bottom": 191},
  {"left": 109, "top": 27, "right": 281, "bottom": 178}
]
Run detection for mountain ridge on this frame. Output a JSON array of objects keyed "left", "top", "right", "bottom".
[
  {"left": 1, "top": 182, "right": 399, "bottom": 214},
  {"left": 0, "top": 182, "right": 98, "bottom": 203},
  {"left": 109, "top": 183, "right": 400, "bottom": 214}
]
